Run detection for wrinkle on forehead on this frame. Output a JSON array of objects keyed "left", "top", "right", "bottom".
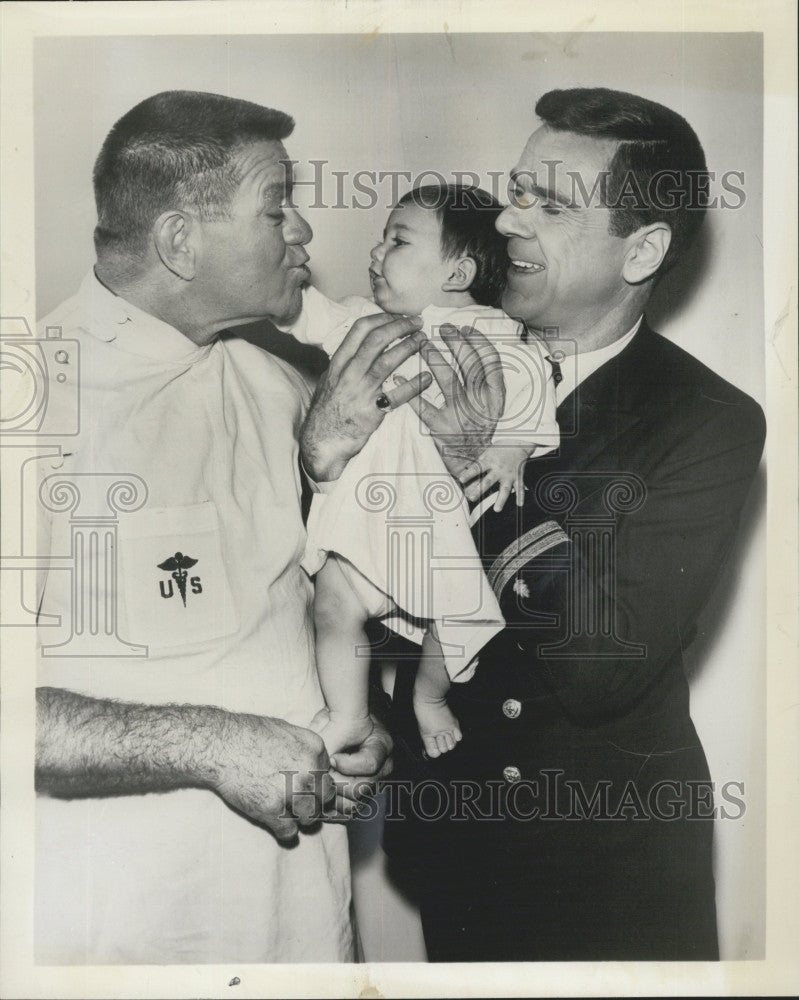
[
  {"left": 516, "top": 125, "right": 619, "bottom": 184},
  {"left": 232, "top": 140, "right": 291, "bottom": 191}
]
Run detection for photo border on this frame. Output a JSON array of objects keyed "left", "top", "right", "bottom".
[{"left": 1, "top": 2, "right": 796, "bottom": 997}]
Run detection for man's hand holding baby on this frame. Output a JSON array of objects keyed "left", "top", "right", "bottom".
[
  {"left": 301, "top": 312, "right": 431, "bottom": 482},
  {"left": 395, "top": 322, "right": 506, "bottom": 479},
  {"left": 309, "top": 708, "right": 394, "bottom": 820}
]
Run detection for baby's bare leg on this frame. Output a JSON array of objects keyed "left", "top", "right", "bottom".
[
  {"left": 312, "top": 556, "right": 374, "bottom": 756},
  {"left": 413, "top": 624, "right": 463, "bottom": 758}
]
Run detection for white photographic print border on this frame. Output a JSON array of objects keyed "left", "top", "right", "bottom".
[{"left": 1, "top": 2, "right": 796, "bottom": 997}]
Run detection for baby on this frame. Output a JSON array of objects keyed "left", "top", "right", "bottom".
[{"left": 283, "top": 184, "right": 559, "bottom": 758}]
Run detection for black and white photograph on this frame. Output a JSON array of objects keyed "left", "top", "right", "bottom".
[{"left": 0, "top": 2, "right": 796, "bottom": 997}]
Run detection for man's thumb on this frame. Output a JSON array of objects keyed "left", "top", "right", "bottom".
[{"left": 265, "top": 817, "right": 299, "bottom": 843}]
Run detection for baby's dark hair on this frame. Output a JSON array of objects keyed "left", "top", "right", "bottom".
[{"left": 396, "top": 184, "right": 508, "bottom": 307}]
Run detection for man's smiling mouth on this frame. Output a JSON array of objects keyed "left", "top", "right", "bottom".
[{"left": 509, "top": 259, "right": 546, "bottom": 273}]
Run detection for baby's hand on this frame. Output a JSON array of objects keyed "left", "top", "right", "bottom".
[{"left": 459, "top": 444, "right": 531, "bottom": 512}]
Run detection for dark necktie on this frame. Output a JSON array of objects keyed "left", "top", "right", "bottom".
[
  {"left": 519, "top": 326, "right": 563, "bottom": 387},
  {"left": 546, "top": 354, "right": 563, "bottom": 387}
]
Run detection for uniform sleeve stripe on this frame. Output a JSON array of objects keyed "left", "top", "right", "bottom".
[{"left": 487, "top": 520, "right": 569, "bottom": 599}]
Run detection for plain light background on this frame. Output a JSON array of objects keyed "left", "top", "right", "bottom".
[{"left": 33, "top": 32, "right": 765, "bottom": 961}]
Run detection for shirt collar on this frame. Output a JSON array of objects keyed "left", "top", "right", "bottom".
[
  {"left": 554, "top": 315, "right": 643, "bottom": 405},
  {"left": 78, "top": 269, "right": 214, "bottom": 364},
  {"left": 468, "top": 314, "right": 644, "bottom": 527}
]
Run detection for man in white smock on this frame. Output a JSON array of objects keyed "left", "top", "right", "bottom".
[{"left": 33, "top": 91, "right": 503, "bottom": 964}]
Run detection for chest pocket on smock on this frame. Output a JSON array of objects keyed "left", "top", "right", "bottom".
[{"left": 118, "top": 501, "right": 239, "bottom": 651}]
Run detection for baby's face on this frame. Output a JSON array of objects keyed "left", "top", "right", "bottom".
[{"left": 369, "top": 202, "right": 456, "bottom": 315}]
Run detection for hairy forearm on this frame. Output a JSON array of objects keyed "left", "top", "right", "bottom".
[
  {"left": 300, "top": 385, "right": 365, "bottom": 484},
  {"left": 35, "top": 686, "right": 229, "bottom": 798},
  {"left": 36, "top": 686, "right": 335, "bottom": 839},
  {"left": 299, "top": 406, "right": 346, "bottom": 483}
]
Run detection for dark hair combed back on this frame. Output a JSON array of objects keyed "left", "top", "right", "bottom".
[
  {"left": 93, "top": 90, "right": 294, "bottom": 257},
  {"left": 536, "top": 88, "right": 708, "bottom": 273},
  {"left": 397, "top": 184, "right": 508, "bottom": 307}
]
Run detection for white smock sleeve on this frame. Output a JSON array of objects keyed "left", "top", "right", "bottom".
[{"left": 276, "top": 285, "right": 381, "bottom": 357}]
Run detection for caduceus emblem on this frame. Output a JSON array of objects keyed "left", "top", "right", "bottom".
[{"left": 157, "top": 551, "right": 198, "bottom": 607}]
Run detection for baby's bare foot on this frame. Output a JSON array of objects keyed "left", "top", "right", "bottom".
[
  {"left": 413, "top": 692, "right": 462, "bottom": 759},
  {"left": 311, "top": 711, "right": 374, "bottom": 758}
]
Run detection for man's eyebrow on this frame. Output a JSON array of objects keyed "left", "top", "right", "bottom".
[
  {"left": 261, "top": 179, "right": 292, "bottom": 203},
  {"left": 510, "top": 170, "right": 575, "bottom": 208}
]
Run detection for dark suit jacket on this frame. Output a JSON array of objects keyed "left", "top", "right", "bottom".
[{"left": 386, "top": 320, "right": 766, "bottom": 961}]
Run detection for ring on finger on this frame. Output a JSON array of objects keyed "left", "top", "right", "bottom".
[{"left": 375, "top": 392, "right": 391, "bottom": 411}]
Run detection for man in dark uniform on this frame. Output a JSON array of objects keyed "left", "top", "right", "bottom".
[{"left": 386, "top": 88, "right": 765, "bottom": 962}]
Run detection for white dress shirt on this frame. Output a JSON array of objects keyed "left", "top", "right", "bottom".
[
  {"left": 552, "top": 315, "right": 643, "bottom": 406},
  {"left": 470, "top": 316, "right": 643, "bottom": 525}
]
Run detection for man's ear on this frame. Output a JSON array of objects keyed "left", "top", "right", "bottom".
[
  {"left": 441, "top": 256, "right": 477, "bottom": 293},
  {"left": 622, "top": 223, "right": 672, "bottom": 284},
  {"left": 152, "top": 210, "right": 197, "bottom": 281}
]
